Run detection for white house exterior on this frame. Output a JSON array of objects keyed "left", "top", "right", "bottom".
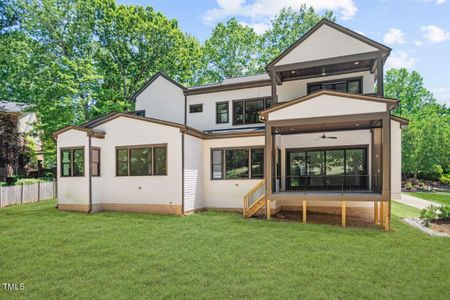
[{"left": 53, "top": 20, "right": 407, "bottom": 230}]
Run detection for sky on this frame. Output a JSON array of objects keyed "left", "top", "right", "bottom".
[{"left": 117, "top": 0, "right": 450, "bottom": 105}]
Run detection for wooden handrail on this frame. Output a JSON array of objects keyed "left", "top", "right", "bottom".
[
  {"left": 243, "top": 180, "right": 266, "bottom": 217},
  {"left": 243, "top": 180, "right": 265, "bottom": 198}
]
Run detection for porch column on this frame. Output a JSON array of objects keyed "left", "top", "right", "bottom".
[
  {"left": 271, "top": 70, "right": 278, "bottom": 103},
  {"left": 265, "top": 122, "right": 273, "bottom": 219},
  {"left": 381, "top": 112, "right": 391, "bottom": 230},
  {"left": 377, "top": 55, "right": 384, "bottom": 97}
]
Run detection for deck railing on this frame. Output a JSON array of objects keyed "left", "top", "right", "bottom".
[
  {"left": 275, "top": 175, "right": 381, "bottom": 193},
  {"left": 243, "top": 179, "right": 265, "bottom": 215}
]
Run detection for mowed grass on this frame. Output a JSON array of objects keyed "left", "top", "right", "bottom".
[
  {"left": 1, "top": 200, "right": 450, "bottom": 299},
  {"left": 405, "top": 192, "right": 450, "bottom": 206},
  {"left": 391, "top": 200, "right": 421, "bottom": 218}
]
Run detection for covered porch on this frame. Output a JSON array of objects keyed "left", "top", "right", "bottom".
[{"left": 242, "top": 90, "right": 398, "bottom": 230}]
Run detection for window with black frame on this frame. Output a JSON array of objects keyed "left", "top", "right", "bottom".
[
  {"left": 216, "top": 101, "right": 229, "bottom": 124},
  {"left": 233, "top": 98, "right": 271, "bottom": 125},
  {"left": 116, "top": 145, "right": 167, "bottom": 176},
  {"left": 61, "top": 148, "right": 84, "bottom": 177},
  {"left": 307, "top": 78, "right": 362, "bottom": 94},
  {"left": 211, "top": 147, "right": 264, "bottom": 179}
]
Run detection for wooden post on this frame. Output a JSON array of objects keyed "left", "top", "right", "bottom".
[
  {"left": 266, "top": 198, "right": 271, "bottom": 220},
  {"left": 380, "top": 201, "right": 384, "bottom": 226},
  {"left": 377, "top": 55, "right": 384, "bottom": 97},
  {"left": 20, "top": 183, "right": 24, "bottom": 204},
  {"left": 37, "top": 181, "right": 41, "bottom": 202},
  {"left": 384, "top": 201, "right": 390, "bottom": 231},
  {"left": 342, "top": 201, "right": 347, "bottom": 227},
  {"left": 302, "top": 200, "right": 307, "bottom": 223},
  {"left": 374, "top": 201, "right": 379, "bottom": 224}
]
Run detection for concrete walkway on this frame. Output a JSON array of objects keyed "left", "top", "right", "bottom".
[{"left": 396, "top": 193, "right": 441, "bottom": 210}]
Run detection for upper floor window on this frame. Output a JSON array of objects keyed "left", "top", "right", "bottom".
[
  {"left": 61, "top": 148, "right": 84, "bottom": 177},
  {"left": 116, "top": 145, "right": 167, "bottom": 176},
  {"left": 216, "top": 101, "right": 229, "bottom": 124},
  {"left": 189, "top": 104, "right": 203, "bottom": 113},
  {"left": 307, "top": 78, "right": 362, "bottom": 94},
  {"left": 233, "top": 97, "right": 271, "bottom": 125}
]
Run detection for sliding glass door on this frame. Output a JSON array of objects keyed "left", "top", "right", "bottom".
[{"left": 286, "top": 147, "right": 367, "bottom": 191}]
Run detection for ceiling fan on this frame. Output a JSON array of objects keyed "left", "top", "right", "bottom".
[{"left": 315, "top": 132, "right": 337, "bottom": 140}]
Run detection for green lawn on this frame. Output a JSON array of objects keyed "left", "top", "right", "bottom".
[
  {"left": 405, "top": 192, "right": 450, "bottom": 206},
  {"left": 391, "top": 200, "right": 421, "bottom": 218},
  {"left": 1, "top": 200, "right": 450, "bottom": 299}
]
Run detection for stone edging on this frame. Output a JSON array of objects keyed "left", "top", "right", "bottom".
[{"left": 403, "top": 218, "right": 449, "bottom": 237}]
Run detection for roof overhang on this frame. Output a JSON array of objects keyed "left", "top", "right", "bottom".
[{"left": 52, "top": 126, "right": 106, "bottom": 139}]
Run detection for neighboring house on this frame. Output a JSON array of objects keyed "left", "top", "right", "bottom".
[
  {"left": 0, "top": 101, "right": 42, "bottom": 180},
  {"left": 53, "top": 20, "right": 408, "bottom": 230}
]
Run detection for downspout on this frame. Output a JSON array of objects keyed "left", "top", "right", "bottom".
[
  {"left": 181, "top": 92, "right": 187, "bottom": 216},
  {"left": 88, "top": 134, "right": 93, "bottom": 213}
]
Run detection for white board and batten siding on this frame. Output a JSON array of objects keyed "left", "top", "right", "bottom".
[
  {"left": 135, "top": 75, "right": 185, "bottom": 125},
  {"left": 268, "top": 94, "right": 387, "bottom": 121},
  {"left": 274, "top": 23, "right": 378, "bottom": 67},
  {"left": 183, "top": 134, "right": 204, "bottom": 212},
  {"left": 391, "top": 120, "right": 402, "bottom": 200}
]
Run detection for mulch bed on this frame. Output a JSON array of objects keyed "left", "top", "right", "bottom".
[
  {"left": 402, "top": 178, "right": 449, "bottom": 193},
  {"left": 403, "top": 218, "right": 450, "bottom": 237},
  {"left": 271, "top": 210, "right": 379, "bottom": 229}
]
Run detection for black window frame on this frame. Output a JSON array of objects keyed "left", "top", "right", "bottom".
[
  {"left": 307, "top": 77, "right": 363, "bottom": 94},
  {"left": 189, "top": 104, "right": 203, "bottom": 113},
  {"left": 232, "top": 97, "right": 271, "bottom": 125},
  {"left": 216, "top": 101, "right": 229, "bottom": 124},
  {"left": 210, "top": 147, "right": 264, "bottom": 180},
  {"left": 60, "top": 147, "right": 85, "bottom": 177},
  {"left": 116, "top": 144, "right": 168, "bottom": 176}
]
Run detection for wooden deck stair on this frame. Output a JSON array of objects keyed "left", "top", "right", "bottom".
[{"left": 243, "top": 180, "right": 266, "bottom": 218}]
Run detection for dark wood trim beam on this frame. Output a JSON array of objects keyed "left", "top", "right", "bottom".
[
  {"left": 272, "top": 51, "right": 380, "bottom": 72},
  {"left": 265, "top": 122, "right": 273, "bottom": 198},
  {"left": 377, "top": 55, "right": 384, "bottom": 97}
]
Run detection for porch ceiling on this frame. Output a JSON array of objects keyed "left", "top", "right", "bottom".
[
  {"left": 272, "top": 118, "right": 381, "bottom": 135},
  {"left": 279, "top": 59, "right": 373, "bottom": 81}
]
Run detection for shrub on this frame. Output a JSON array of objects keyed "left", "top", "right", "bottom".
[
  {"left": 420, "top": 205, "right": 439, "bottom": 227},
  {"left": 438, "top": 205, "right": 450, "bottom": 220},
  {"left": 440, "top": 173, "right": 450, "bottom": 185},
  {"left": 419, "top": 165, "right": 444, "bottom": 181},
  {"left": 15, "top": 178, "right": 47, "bottom": 185}
]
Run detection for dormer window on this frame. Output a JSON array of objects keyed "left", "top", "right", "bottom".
[{"left": 307, "top": 78, "right": 362, "bottom": 94}]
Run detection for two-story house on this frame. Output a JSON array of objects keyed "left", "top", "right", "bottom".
[{"left": 53, "top": 20, "right": 408, "bottom": 230}]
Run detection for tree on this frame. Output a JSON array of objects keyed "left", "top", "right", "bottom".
[
  {"left": 199, "top": 18, "right": 260, "bottom": 84},
  {"left": 258, "top": 6, "right": 335, "bottom": 66},
  {"left": 0, "top": 106, "right": 25, "bottom": 178},
  {"left": 385, "top": 68, "right": 450, "bottom": 179}
]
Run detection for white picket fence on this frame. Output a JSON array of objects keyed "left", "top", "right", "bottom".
[{"left": 0, "top": 181, "right": 56, "bottom": 208}]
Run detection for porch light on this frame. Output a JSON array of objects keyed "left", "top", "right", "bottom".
[
  {"left": 289, "top": 128, "right": 295, "bottom": 131},
  {"left": 321, "top": 67, "right": 326, "bottom": 76},
  {"left": 354, "top": 61, "right": 360, "bottom": 65},
  {"left": 355, "top": 123, "right": 360, "bottom": 127},
  {"left": 291, "top": 70, "right": 296, "bottom": 74}
]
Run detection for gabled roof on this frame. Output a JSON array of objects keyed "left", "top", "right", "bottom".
[
  {"left": 266, "top": 19, "right": 391, "bottom": 70},
  {"left": 259, "top": 90, "right": 399, "bottom": 118},
  {"left": 52, "top": 126, "right": 106, "bottom": 139},
  {"left": 131, "top": 72, "right": 186, "bottom": 100}
]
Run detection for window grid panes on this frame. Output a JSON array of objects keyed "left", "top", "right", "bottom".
[
  {"left": 307, "top": 79, "right": 362, "bottom": 94},
  {"left": 211, "top": 147, "right": 264, "bottom": 179},
  {"left": 60, "top": 148, "right": 84, "bottom": 177},
  {"left": 116, "top": 146, "right": 167, "bottom": 176},
  {"left": 233, "top": 98, "right": 271, "bottom": 125},
  {"left": 216, "top": 102, "right": 229, "bottom": 124},
  {"left": 92, "top": 148, "right": 100, "bottom": 176},
  {"left": 189, "top": 104, "right": 203, "bottom": 113}
]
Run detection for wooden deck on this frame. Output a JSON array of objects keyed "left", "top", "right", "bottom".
[{"left": 270, "top": 191, "right": 382, "bottom": 202}]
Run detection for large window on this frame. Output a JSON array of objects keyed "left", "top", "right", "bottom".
[
  {"left": 116, "top": 145, "right": 167, "bottom": 176},
  {"left": 233, "top": 97, "right": 271, "bottom": 125},
  {"left": 211, "top": 147, "right": 264, "bottom": 179},
  {"left": 286, "top": 147, "right": 367, "bottom": 189},
  {"left": 61, "top": 148, "right": 84, "bottom": 177},
  {"left": 307, "top": 78, "right": 362, "bottom": 94},
  {"left": 216, "top": 101, "right": 229, "bottom": 124}
]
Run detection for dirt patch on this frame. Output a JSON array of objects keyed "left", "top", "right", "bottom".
[
  {"left": 272, "top": 210, "right": 378, "bottom": 229},
  {"left": 404, "top": 218, "right": 450, "bottom": 237},
  {"left": 431, "top": 220, "right": 450, "bottom": 235}
]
